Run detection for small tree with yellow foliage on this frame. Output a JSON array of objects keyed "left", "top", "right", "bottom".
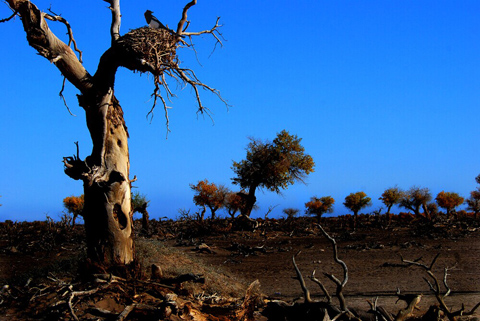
[
  {"left": 305, "top": 196, "right": 335, "bottom": 222},
  {"left": 190, "top": 180, "right": 228, "bottom": 221},
  {"left": 344, "top": 192, "right": 371, "bottom": 227},
  {"left": 466, "top": 174, "right": 480, "bottom": 218},
  {"left": 232, "top": 130, "right": 315, "bottom": 217},
  {"left": 435, "top": 191, "right": 464, "bottom": 217},
  {"left": 224, "top": 192, "right": 245, "bottom": 219},
  {"left": 63, "top": 194, "right": 84, "bottom": 226}
]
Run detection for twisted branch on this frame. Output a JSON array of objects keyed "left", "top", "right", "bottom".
[
  {"left": 292, "top": 251, "right": 312, "bottom": 303},
  {"left": 310, "top": 269, "right": 332, "bottom": 304},
  {"left": 317, "top": 224, "right": 349, "bottom": 311},
  {"left": 176, "top": 0, "right": 197, "bottom": 38},
  {"left": 44, "top": 9, "right": 83, "bottom": 63},
  {"left": 59, "top": 76, "right": 76, "bottom": 116},
  {"left": 183, "top": 17, "right": 223, "bottom": 46},
  {"left": 174, "top": 67, "right": 228, "bottom": 116}
]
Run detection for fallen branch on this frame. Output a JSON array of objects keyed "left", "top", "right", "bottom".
[
  {"left": 66, "top": 282, "right": 113, "bottom": 321},
  {"left": 117, "top": 303, "right": 137, "bottom": 321}
]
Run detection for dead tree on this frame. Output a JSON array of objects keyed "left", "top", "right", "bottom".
[
  {"left": 401, "top": 254, "right": 480, "bottom": 321},
  {"left": 317, "top": 224, "right": 349, "bottom": 312},
  {"left": 2, "top": 0, "right": 225, "bottom": 268},
  {"left": 290, "top": 224, "right": 358, "bottom": 321}
]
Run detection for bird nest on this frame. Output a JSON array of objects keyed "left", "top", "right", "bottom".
[
  {"left": 109, "top": 26, "right": 226, "bottom": 130},
  {"left": 113, "top": 27, "right": 179, "bottom": 76}
]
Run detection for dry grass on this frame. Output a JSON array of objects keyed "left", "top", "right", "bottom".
[{"left": 135, "top": 237, "right": 248, "bottom": 298}]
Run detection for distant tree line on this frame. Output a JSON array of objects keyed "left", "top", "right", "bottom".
[
  {"left": 186, "top": 179, "right": 479, "bottom": 223},
  {"left": 62, "top": 129, "right": 479, "bottom": 225},
  {"left": 186, "top": 130, "right": 479, "bottom": 222}
]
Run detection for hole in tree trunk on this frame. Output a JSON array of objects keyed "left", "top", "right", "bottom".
[{"left": 113, "top": 204, "right": 128, "bottom": 230}]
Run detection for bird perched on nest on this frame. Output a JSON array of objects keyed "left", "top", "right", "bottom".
[{"left": 144, "top": 10, "right": 166, "bottom": 29}]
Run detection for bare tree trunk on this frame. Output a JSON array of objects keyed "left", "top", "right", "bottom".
[
  {"left": 141, "top": 209, "right": 150, "bottom": 233},
  {"left": 133, "top": 203, "right": 150, "bottom": 233},
  {"left": 7, "top": 0, "right": 134, "bottom": 266},
  {"left": 242, "top": 185, "right": 257, "bottom": 217},
  {"left": 198, "top": 205, "right": 206, "bottom": 222},
  {"left": 353, "top": 210, "right": 358, "bottom": 229},
  {"left": 208, "top": 205, "right": 217, "bottom": 220},
  {"left": 80, "top": 91, "right": 134, "bottom": 265},
  {"left": 422, "top": 203, "right": 431, "bottom": 220},
  {"left": 386, "top": 205, "right": 393, "bottom": 226}
]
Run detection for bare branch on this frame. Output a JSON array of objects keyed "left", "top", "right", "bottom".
[
  {"left": 74, "top": 141, "right": 80, "bottom": 160},
  {"left": 176, "top": 0, "right": 197, "bottom": 38},
  {"left": 44, "top": 10, "right": 83, "bottom": 63},
  {"left": 173, "top": 67, "right": 228, "bottom": 116},
  {"left": 401, "top": 255, "right": 442, "bottom": 292},
  {"left": 0, "top": 9, "right": 17, "bottom": 23},
  {"left": 182, "top": 17, "right": 223, "bottom": 39},
  {"left": 443, "top": 267, "right": 452, "bottom": 299},
  {"left": 103, "top": 0, "right": 121, "bottom": 45},
  {"left": 147, "top": 79, "right": 172, "bottom": 137},
  {"left": 317, "top": 224, "right": 348, "bottom": 311},
  {"left": 117, "top": 303, "right": 137, "bottom": 321},
  {"left": 292, "top": 251, "right": 312, "bottom": 303},
  {"left": 59, "top": 77, "right": 76, "bottom": 116},
  {"left": 6, "top": 0, "right": 92, "bottom": 94},
  {"left": 429, "top": 253, "right": 441, "bottom": 270},
  {"left": 183, "top": 17, "right": 224, "bottom": 57},
  {"left": 467, "top": 302, "right": 480, "bottom": 315},
  {"left": 182, "top": 20, "right": 191, "bottom": 33},
  {"left": 67, "top": 285, "right": 108, "bottom": 321},
  {"left": 146, "top": 45, "right": 174, "bottom": 136},
  {"left": 317, "top": 225, "right": 348, "bottom": 288},
  {"left": 310, "top": 270, "right": 332, "bottom": 304},
  {"left": 367, "top": 297, "right": 394, "bottom": 321}
]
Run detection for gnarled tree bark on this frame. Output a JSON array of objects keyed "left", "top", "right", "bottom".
[{"left": 5, "top": 0, "right": 224, "bottom": 267}]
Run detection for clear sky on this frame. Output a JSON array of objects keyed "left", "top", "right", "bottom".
[{"left": 1, "top": 0, "right": 479, "bottom": 221}]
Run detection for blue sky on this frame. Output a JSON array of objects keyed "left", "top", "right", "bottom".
[{"left": 0, "top": 0, "right": 478, "bottom": 221}]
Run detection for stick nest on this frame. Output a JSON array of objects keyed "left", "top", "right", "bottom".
[{"left": 114, "top": 27, "right": 179, "bottom": 76}]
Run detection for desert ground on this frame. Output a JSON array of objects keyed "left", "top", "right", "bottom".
[{"left": 0, "top": 214, "right": 479, "bottom": 320}]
